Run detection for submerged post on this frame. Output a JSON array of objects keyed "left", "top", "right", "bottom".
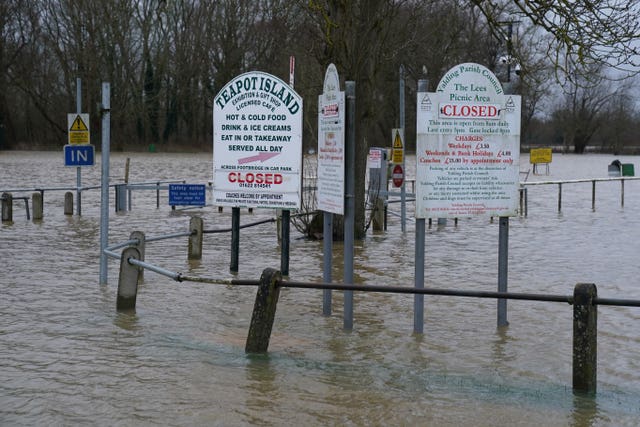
[
  {"left": 129, "top": 231, "right": 146, "bottom": 285},
  {"left": 188, "top": 216, "right": 203, "bottom": 260},
  {"left": 231, "top": 207, "right": 240, "bottom": 272},
  {"left": 245, "top": 268, "right": 282, "bottom": 353},
  {"left": 116, "top": 247, "right": 142, "bottom": 310},
  {"left": 32, "top": 192, "right": 43, "bottom": 220},
  {"left": 573, "top": 283, "right": 597, "bottom": 394},
  {"left": 64, "top": 192, "right": 74, "bottom": 215},
  {"left": 280, "top": 210, "right": 290, "bottom": 276},
  {"left": 497, "top": 216, "right": 509, "bottom": 327},
  {"left": 1, "top": 192, "right": 12, "bottom": 222}
]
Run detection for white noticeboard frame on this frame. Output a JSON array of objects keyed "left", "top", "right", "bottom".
[
  {"left": 416, "top": 63, "right": 521, "bottom": 219},
  {"left": 213, "top": 71, "right": 303, "bottom": 209},
  {"left": 317, "top": 64, "right": 346, "bottom": 215}
]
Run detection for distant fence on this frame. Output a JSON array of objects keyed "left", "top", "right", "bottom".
[{"left": 106, "top": 218, "right": 640, "bottom": 396}]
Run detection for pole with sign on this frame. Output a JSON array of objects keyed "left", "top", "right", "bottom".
[
  {"left": 416, "top": 63, "right": 521, "bottom": 328},
  {"left": 213, "top": 71, "right": 303, "bottom": 272},
  {"left": 318, "top": 63, "right": 346, "bottom": 315}
]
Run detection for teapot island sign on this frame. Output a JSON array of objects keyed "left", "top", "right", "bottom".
[
  {"left": 415, "top": 63, "right": 521, "bottom": 218},
  {"left": 212, "top": 71, "right": 302, "bottom": 209}
]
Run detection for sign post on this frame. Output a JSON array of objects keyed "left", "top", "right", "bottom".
[
  {"left": 416, "top": 63, "right": 521, "bottom": 328},
  {"left": 317, "top": 64, "right": 346, "bottom": 315}
]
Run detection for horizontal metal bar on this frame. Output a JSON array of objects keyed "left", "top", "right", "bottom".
[
  {"left": 145, "top": 231, "right": 193, "bottom": 243},
  {"left": 127, "top": 257, "right": 182, "bottom": 281},
  {"left": 522, "top": 176, "right": 640, "bottom": 186},
  {"left": 281, "top": 281, "right": 573, "bottom": 303},
  {"left": 595, "top": 297, "right": 640, "bottom": 307},
  {"left": 105, "top": 239, "right": 140, "bottom": 252},
  {"left": 203, "top": 218, "right": 276, "bottom": 234}
]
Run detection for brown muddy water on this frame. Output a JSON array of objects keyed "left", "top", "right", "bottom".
[{"left": 1, "top": 151, "right": 640, "bottom": 426}]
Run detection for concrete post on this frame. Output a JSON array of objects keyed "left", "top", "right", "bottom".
[
  {"left": 245, "top": 268, "right": 282, "bottom": 353},
  {"left": 188, "top": 217, "right": 203, "bottom": 260},
  {"left": 129, "top": 231, "right": 146, "bottom": 285},
  {"left": 64, "top": 192, "right": 73, "bottom": 215},
  {"left": 32, "top": 192, "right": 43, "bottom": 220},
  {"left": 1, "top": 192, "right": 12, "bottom": 222},
  {"left": 573, "top": 283, "right": 597, "bottom": 394},
  {"left": 116, "top": 247, "right": 142, "bottom": 310}
]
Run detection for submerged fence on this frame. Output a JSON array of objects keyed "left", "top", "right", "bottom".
[{"left": 104, "top": 218, "right": 640, "bottom": 395}]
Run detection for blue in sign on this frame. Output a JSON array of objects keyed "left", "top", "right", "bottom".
[
  {"left": 169, "top": 184, "right": 206, "bottom": 206},
  {"left": 64, "top": 144, "right": 95, "bottom": 167}
]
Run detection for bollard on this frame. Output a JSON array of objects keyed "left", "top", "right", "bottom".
[
  {"left": 115, "top": 184, "right": 127, "bottom": 212},
  {"left": 245, "top": 268, "right": 282, "bottom": 353},
  {"left": 116, "top": 247, "right": 142, "bottom": 310},
  {"left": 64, "top": 192, "right": 73, "bottom": 215},
  {"left": 188, "top": 217, "right": 203, "bottom": 260},
  {"left": 32, "top": 192, "right": 43, "bottom": 220},
  {"left": 573, "top": 283, "right": 597, "bottom": 394},
  {"left": 129, "top": 231, "right": 146, "bottom": 285},
  {"left": 1, "top": 192, "right": 12, "bottom": 222}
]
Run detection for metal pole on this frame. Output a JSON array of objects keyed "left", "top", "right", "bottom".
[
  {"left": 280, "top": 210, "right": 290, "bottom": 276},
  {"left": 399, "top": 65, "right": 406, "bottom": 232},
  {"left": 231, "top": 207, "right": 240, "bottom": 273},
  {"left": 76, "top": 77, "right": 82, "bottom": 216},
  {"left": 592, "top": 180, "right": 596, "bottom": 210},
  {"left": 99, "top": 82, "right": 111, "bottom": 285},
  {"left": 323, "top": 212, "right": 333, "bottom": 315},
  {"left": 414, "top": 78, "right": 428, "bottom": 334},
  {"left": 344, "top": 81, "right": 356, "bottom": 330},
  {"left": 497, "top": 216, "right": 509, "bottom": 327},
  {"left": 558, "top": 182, "right": 562, "bottom": 212},
  {"left": 621, "top": 179, "right": 624, "bottom": 207}
]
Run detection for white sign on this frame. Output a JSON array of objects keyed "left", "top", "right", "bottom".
[
  {"left": 213, "top": 71, "right": 303, "bottom": 209},
  {"left": 317, "top": 64, "right": 345, "bottom": 215},
  {"left": 416, "top": 63, "right": 521, "bottom": 218}
]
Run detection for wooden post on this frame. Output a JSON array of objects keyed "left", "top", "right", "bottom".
[
  {"left": 188, "top": 217, "right": 203, "bottom": 260},
  {"left": 117, "top": 247, "right": 142, "bottom": 310},
  {"left": 129, "top": 231, "right": 145, "bottom": 285},
  {"left": 573, "top": 283, "right": 597, "bottom": 394},
  {"left": 64, "top": 191, "right": 73, "bottom": 215},
  {"left": 245, "top": 268, "right": 282, "bottom": 353},
  {"left": 32, "top": 192, "right": 43, "bottom": 220},
  {"left": 2, "top": 192, "right": 12, "bottom": 222}
]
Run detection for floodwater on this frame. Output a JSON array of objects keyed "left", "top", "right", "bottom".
[{"left": 1, "top": 151, "right": 640, "bottom": 426}]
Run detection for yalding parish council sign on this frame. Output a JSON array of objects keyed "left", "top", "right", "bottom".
[
  {"left": 416, "top": 63, "right": 521, "bottom": 219},
  {"left": 213, "top": 71, "right": 303, "bottom": 209}
]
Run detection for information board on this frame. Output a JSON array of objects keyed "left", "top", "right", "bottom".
[
  {"left": 317, "top": 64, "right": 345, "bottom": 215},
  {"left": 169, "top": 184, "right": 206, "bottom": 206},
  {"left": 213, "top": 71, "right": 302, "bottom": 209},
  {"left": 416, "top": 63, "right": 521, "bottom": 218}
]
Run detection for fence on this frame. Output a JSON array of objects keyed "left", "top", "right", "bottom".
[
  {"left": 0, "top": 179, "right": 186, "bottom": 220},
  {"left": 105, "top": 218, "right": 640, "bottom": 395}
]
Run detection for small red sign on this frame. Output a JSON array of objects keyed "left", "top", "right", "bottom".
[{"left": 392, "top": 164, "right": 404, "bottom": 187}]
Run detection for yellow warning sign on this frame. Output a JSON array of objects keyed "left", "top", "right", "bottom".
[
  {"left": 393, "top": 130, "right": 403, "bottom": 148},
  {"left": 70, "top": 115, "right": 88, "bottom": 131},
  {"left": 67, "top": 113, "right": 90, "bottom": 145},
  {"left": 391, "top": 128, "right": 404, "bottom": 164}
]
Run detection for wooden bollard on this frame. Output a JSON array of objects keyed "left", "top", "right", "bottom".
[
  {"left": 573, "top": 283, "right": 597, "bottom": 394},
  {"left": 245, "top": 268, "right": 282, "bottom": 353},
  {"left": 64, "top": 192, "right": 73, "bottom": 215},
  {"left": 129, "top": 231, "right": 146, "bottom": 285},
  {"left": 1, "top": 192, "right": 12, "bottom": 222},
  {"left": 188, "top": 217, "right": 203, "bottom": 260},
  {"left": 117, "top": 247, "right": 142, "bottom": 310},
  {"left": 32, "top": 192, "right": 43, "bottom": 220}
]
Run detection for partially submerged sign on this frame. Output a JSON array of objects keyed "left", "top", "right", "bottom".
[
  {"left": 213, "top": 71, "right": 302, "bottom": 209},
  {"left": 317, "top": 64, "right": 346, "bottom": 215},
  {"left": 169, "top": 184, "right": 206, "bottom": 206},
  {"left": 416, "top": 63, "right": 521, "bottom": 218},
  {"left": 530, "top": 147, "right": 552, "bottom": 164}
]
